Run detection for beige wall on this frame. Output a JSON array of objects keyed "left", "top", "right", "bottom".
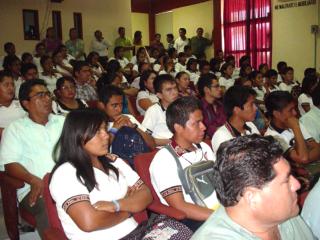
[
  {"left": 272, "top": 0, "right": 319, "bottom": 81},
  {"left": 131, "top": 12, "right": 150, "bottom": 46},
  {"left": 0, "top": 0, "right": 132, "bottom": 56},
  {"left": 155, "top": 1, "right": 214, "bottom": 59}
]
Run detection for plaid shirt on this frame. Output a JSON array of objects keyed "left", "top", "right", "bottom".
[{"left": 75, "top": 83, "right": 97, "bottom": 102}]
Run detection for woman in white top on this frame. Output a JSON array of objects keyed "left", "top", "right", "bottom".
[
  {"left": 219, "top": 62, "right": 235, "bottom": 93},
  {"left": 49, "top": 109, "right": 153, "bottom": 240},
  {"left": 87, "top": 51, "right": 105, "bottom": 80},
  {"left": 0, "top": 70, "right": 26, "bottom": 138},
  {"left": 186, "top": 58, "right": 200, "bottom": 85},
  {"left": 298, "top": 75, "right": 318, "bottom": 115},
  {"left": 52, "top": 50, "right": 73, "bottom": 77},
  {"left": 136, "top": 70, "right": 158, "bottom": 115},
  {"left": 39, "top": 56, "right": 62, "bottom": 93}
]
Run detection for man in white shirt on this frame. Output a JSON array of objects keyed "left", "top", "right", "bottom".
[
  {"left": 142, "top": 74, "right": 178, "bottom": 146},
  {"left": 174, "top": 28, "right": 190, "bottom": 53},
  {"left": 91, "top": 30, "right": 111, "bottom": 69},
  {"left": 264, "top": 91, "right": 320, "bottom": 166},
  {"left": 0, "top": 79, "right": 65, "bottom": 238},
  {"left": 150, "top": 96, "right": 218, "bottom": 231},
  {"left": 212, "top": 86, "right": 260, "bottom": 153}
]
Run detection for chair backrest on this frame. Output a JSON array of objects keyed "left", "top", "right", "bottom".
[
  {"left": 128, "top": 96, "right": 141, "bottom": 119},
  {"left": 43, "top": 173, "right": 67, "bottom": 239},
  {"left": 134, "top": 150, "right": 160, "bottom": 202}
]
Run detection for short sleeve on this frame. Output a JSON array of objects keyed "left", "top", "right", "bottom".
[
  {"left": 299, "top": 122, "right": 313, "bottom": 141},
  {"left": 211, "top": 127, "right": 232, "bottom": 153},
  {"left": 112, "top": 158, "right": 142, "bottom": 187},
  {"left": 142, "top": 106, "right": 156, "bottom": 134},
  {"left": 49, "top": 164, "right": 90, "bottom": 213}
]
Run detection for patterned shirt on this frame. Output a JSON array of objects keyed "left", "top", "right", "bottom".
[{"left": 75, "top": 83, "right": 97, "bottom": 102}]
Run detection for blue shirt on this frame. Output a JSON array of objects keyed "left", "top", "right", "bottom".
[
  {"left": 0, "top": 114, "right": 65, "bottom": 201},
  {"left": 192, "top": 206, "right": 315, "bottom": 240},
  {"left": 302, "top": 179, "right": 320, "bottom": 239}
]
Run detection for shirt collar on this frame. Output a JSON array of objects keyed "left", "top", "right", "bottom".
[
  {"left": 270, "top": 121, "right": 285, "bottom": 134},
  {"left": 169, "top": 139, "right": 201, "bottom": 157},
  {"left": 225, "top": 121, "right": 252, "bottom": 137}
]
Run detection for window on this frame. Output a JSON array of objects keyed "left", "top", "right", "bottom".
[
  {"left": 52, "top": 11, "right": 62, "bottom": 40},
  {"left": 22, "top": 9, "right": 40, "bottom": 40},
  {"left": 222, "top": 0, "right": 271, "bottom": 68},
  {"left": 73, "top": 12, "right": 83, "bottom": 39}
]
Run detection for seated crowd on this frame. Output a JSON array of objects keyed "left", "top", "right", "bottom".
[{"left": 0, "top": 25, "right": 320, "bottom": 240}]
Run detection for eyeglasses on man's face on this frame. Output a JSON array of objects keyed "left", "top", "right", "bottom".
[{"left": 28, "top": 91, "right": 52, "bottom": 100}]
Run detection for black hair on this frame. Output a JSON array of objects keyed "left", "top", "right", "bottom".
[
  {"left": 184, "top": 45, "right": 191, "bottom": 52},
  {"left": 248, "top": 70, "right": 261, "bottom": 81},
  {"left": 199, "top": 60, "right": 210, "bottom": 72},
  {"left": 106, "top": 60, "right": 121, "bottom": 73},
  {"left": 139, "top": 70, "right": 157, "bottom": 91},
  {"left": 19, "top": 79, "right": 47, "bottom": 111},
  {"left": 304, "top": 68, "right": 316, "bottom": 78},
  {"left": 221, "top": 62, "right": 233, "bottom": 77},
  {"left": 186, "top": 58, "right": 198, "bottom": 71},
  {"left": 301, "top": 75, "right": 318, "bottom": 95},
  {"left": 153, "top": 74, "right": 175, "bottom": 94},
  {"left": 21, "top": 63, "right": 38, "bottom": 77},
  {"left": 311, "top": 84, "right": 320, "bottom": 106},
  {"left": 239, "top": 63, "right": 252, "bottom": 78},
  {"left": 265, "top": 91, "right": 294, "bottom": 118},
  {"left": 96, "top": 72, "right": 120, "bottom": 91},
  {"left": 4, "top": 42, "right": 14, "bottom": 52},
  {"left": 223, "top": 85, "right": 256, "bottom": 119},
  {"left": 214, "top": 134, "right": 282, "bottom": 207},
  {"left": 21, "top": 52, "right": 33, "bottom": 63},
  {"left": 40, "top": 55, "right": 51, "bottom": 67},
  {"left": 179, "top": 28, "right": 186, "bottom": 34},
  {"left": 259, "top": 63, "right": 268, "bottom": 72},
  {"left": 0, "top": 70, "right": 13, "bottom": 82},
  {"left": 98, "top": 84, "right": 124, "bottom": 104},
  {"left": 283, "top": 66, "right": 294, "bottom": 75},
  {"left": 166, "top": 33, "right": 174, "bottom": 39},
  {"left": 35, "top": 42, "right": 45, "bottom": 51},
  {"left": 166, "top": 96, "right": 201, "bottom": 134},
  {"left": 154, "top": 33, "right": 161, "bottom": 38},
  {"left": 239, "top": 55, "right": 250, "bottom": 67},
  {"left": 73, "top": 61, "right": 90, "bottom": 76},
  {"left": 167, "top": 48, "right": 177, "bottom": 58},
  {"left": 277, "top": 61, "right": 287, "bottom": 73},
  {"left": 51, "top": 108, "right": 119, "bottom": 192},
  {"left": 265, "top": 69, "right": 278, "bottom": 79},
  {"left": 86, "top": 51, "right": 99, "bottom": 65},
  {"left": 178, "top": 52, "right": 186, "bottom": 59},
  {"left": 209, "top": 57, "right": 221, "bottom": 72},
  {"left": 113, "top": 46, "right": 123, "bottom": 56},
  {"left": 175, "top": 71, "right": 188, "bottom": 81},
  {"left": 56, "top": 76, "right": 76, "bottom": 90},
  {"left": 2, "top": 55, "right": 20, "bottom": 70},
  {"left": 197, "top": 73, "right": 217, "bottom": 97},
  {"left": 225, "top": 55, "right": 235, "bottom": 64},
  {"left": 118, "top": 26, "right": 125, "bottom": 33}
]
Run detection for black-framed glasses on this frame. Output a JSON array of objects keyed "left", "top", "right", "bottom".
[{"left": 28, "top": 91, "right": 52, "bottom": 99}]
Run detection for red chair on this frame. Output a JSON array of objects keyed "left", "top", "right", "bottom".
[
  {"left": 128, "top": 96, "right": 141, "bottom": 119},
  {"left": 42, "top": 173, "right": 148, "bottom": 240},
  {"left": 134, "top": 150, "right": 187, "bottom": 220},
  {"left": 0, "top": 171, "right": 36, "bottom": 240}
]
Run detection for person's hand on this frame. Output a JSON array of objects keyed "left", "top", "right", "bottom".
[
  {"left": 93, "top": 201, "right": 116, "bottom": 212},
  {"left": 29, "top": 176, "right": 44, "bottom": 207},
  {"left": 113, "top": 115, "right": 133, "bottom": 129},
  {"left": 285, "top": 117, "right": 300, "bottom": 130}
]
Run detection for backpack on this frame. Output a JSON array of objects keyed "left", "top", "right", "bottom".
[
  {"left": 164, "top": 144, "right": 216, "bottom": 208},
  {"left": 111, "top": 126, "right": 150, "bottom": 168}
]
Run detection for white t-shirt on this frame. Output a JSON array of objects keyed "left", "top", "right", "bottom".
[
  {"left": 264, "top": 122, "right": 313, "bottom": 155},
  {"left": 186, "top": 70, "right": 200, "bottom": 85},
  {"left": 219, "top": 77, "right": 235, "bottom": 91},
  {"left": 174, "top": 37, "right": 190, "bottom": 53},
  {"left": 136, "top": 90, "right": 159, "bottom": 116},
  {"left": 279, "top": 82, "right": 297, "bottom": 93},
  {"left": 14, "top": 77, "right": 23, "bottom": 99},
  {"left": 150, "top": 141, "right": 219, "bottom": 210},
  {"left": 91, "top": 39, "right": 111, "bottom": 57},
  {"left": 142, "top": 103, "right": 173, "bottom": 139},
  {"left": 159, "top": 70, "right": 177, "bottom": 78},
  {"left": 175, "top": 62, "right": 187, "bottom": 73},
  {"left": 298, "top": 93, "right": 314, "bottom": 116},
  {"left": 211, "top": 122, "right": 260, "bottom": 153},
  {"left": 0, "top": 100, "right": 26, "bottom": 128},
  {"left": 118, "top": 58, "right": 129, "bottom": 69},
  {"left": 108, "top": 114, "right": 146, "bottom": 132},
  {"left": 130, "top": 77, "right": 140, "bottom": 89},
  {"left": 50, "top": 159, "right": 142, "bottom": 240},
  {"left": 39, "top": 72, "right": 62, "bottom": 93},
  {"left": 253, "top": 87, "right": 265, "bottom": 102}
]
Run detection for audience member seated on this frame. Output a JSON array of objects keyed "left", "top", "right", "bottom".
[
  {"left": 184, "top": 45, "right": 197, "bottom": 63},
  {"left": 174, "top": 28, "right": 190, "bottom": 53},
  {"left": 150, "top": 96, "right": 218, "bottom": 232},
  {"left": 58, "top": 44, "right": 75, "bottom": 66},
  {"left": 211, "top": 86, "right": 259, "bottom": 153},
  {"left": 112, "top": 46, "right": 131, "bottom": 70},
  {"left": 97, "top": 84, "right": 155, "bottom": 149},
  {"left": 21, "top": 52, "right": 34, "bottom": 65},
  {"left": 42, "top": 27, "right": 61, "bottom": 55},
  {"left": 0, "top": 71, "right": 26, "bottom": 138},
  {"left": 136, "top": 70, "right": 158, "bottom": 116},
  {"left": 65, "top": 28, "right": 85, "bottom": 60},
  {"left": 264, "top": 91, "right": 320, "bottom": 171},
  {"left": 86, "top": 51, "right": 105, "bottom": 80},
  {"left": 33, "top": 42, "right": 46, "bottom": 72},
  {"left": 52, "top": 49, "right": 73, "bottom": 77},
  {"left": 52, "top": 76, "right": 87, "bottom": 115},
  {"left": 142, "top": 74, "right": 178, "bottom": 146},
  {"left": 73, "top": 61, "right": 98, "bottom": 102},
  {"left": 279, "top": 66, "right": 298, "bottom": 93},
  {"left": 0, "top": 79, "right": 65, "bottom": 238},
  {"left": 197, "top": 73, "right": 226, "bottom": 139},
  {"left": 192, "top": 135, "right": 314, "bottom": 240},
  {"left": 1, "top": 42, "right": 19, "bottom": 71},
  {"left": 209, "top": 58, "right": 221, "bottom": 78},
  {"left": 198, "top": 60, "right": 211, "bottom": 76},
  {"left": 190, "top": 27, "right": 212, "bottom": 60},
  {"left": 176, "top": 71, "right": 196, "bottom": 97},
  {"left": 39, "top": 55, "right": 62, "bottom": 93},
  {"left": 224, "top": 55, "right": 239, "bottom": 79},
  {"left": 3, "top": 55, "right": 21, "bottom": 82},
  {"left": 15, "top": 63, "right": 38, "bottom": 98},
  {"left": 166, "top": 33, "right": 175, "bottom": 50},
  {"left": 301, "top": 178, "right": 320, "bottom": 239},
  {"left": 175, "top": 52, "right": 187, "bottom": 73},
  {"left": 250, "top": 70, "right": 265, "bottom": 106},
  {"left": 298, "top": 75, "right": 318, "bottom": 115},
  {"left": 276, "top": 61, "right": 287, "bottom": 83},
  {"left": 264, "top": 69, "right": 280, "bottom": 94},
  {"left": 239, "top": 63, "right": 252, "bottom": 79},
  {"left": 186, "top": 58, "right": 200, "bottom": 85},
  {"left": 300, "top": 84, "right": 320, "bottom": 143},
  {"left": 219, "top": 62, "right": 235, "bottom": 93},
  {"left": 49, "top": 109, "right": 153, "bottom": 239},
  {"left": 114, "top": 27, "right": 134, "bottom": 60},
  {"left": 158, "top": 56, "right": 176, "bottom": 77}
]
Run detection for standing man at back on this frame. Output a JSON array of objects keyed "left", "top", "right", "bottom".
[
  {"left": 114, "top": 27, "right": 134, "bottom": 60},
  {"left": 174, "top": 28, "right": 190, "bottom": 53},
  {"left": 190, "top": 28, "right": 213, "bottom": 59}
]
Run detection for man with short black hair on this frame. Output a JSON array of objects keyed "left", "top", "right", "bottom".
[
  {"left": 192, "top": 135, "right": 314, "bottom": 239},
  {"left": 142, "top": 74, "right": 178, "bottom": 146},
  {"left": 0, "top": 79, "right": 65, "bottom": 238},
  {"left": 150, "top": 96, "right": 218, "bottom": 231},
  {"left": 15, "top": 63, "right": 38, "bottom": 97},
  {"left": 73, "top": 61, "right": 97, "bottom": 101},
  {"left": 211, "top": 85, "right": 259, "bottom": 153},
  {"left": 174, "top": 28, "right": 190, "bottom": 53},
  {"left": 114, "top": 27, "right": 134, "bottom": 60},
  {"left": 190, "top": 27, "right": 213, "bottom": 59}
]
